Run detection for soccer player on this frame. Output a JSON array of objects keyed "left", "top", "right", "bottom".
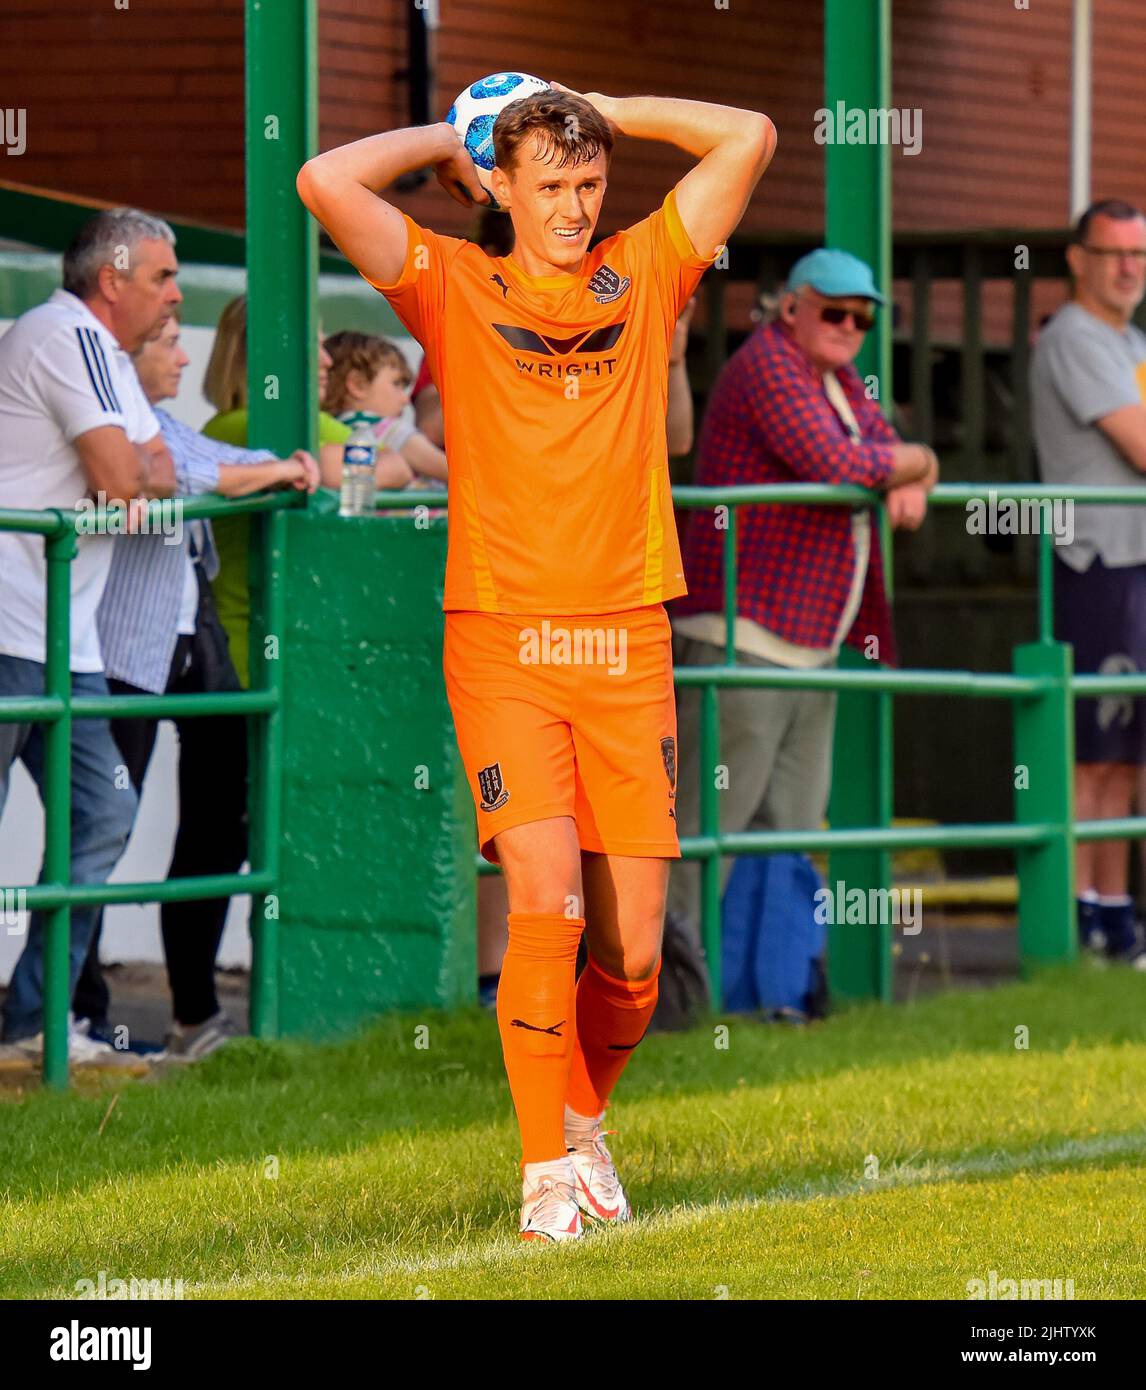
[{"left": 297, "top": 85, "right": 776, "bottom": 1241}]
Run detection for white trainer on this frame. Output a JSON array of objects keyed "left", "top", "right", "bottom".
[
  {"left": 13, "top": 1014, "right": 137, "bottom": 1067},
  {"left": 566, "top": 1108, "right": 632, "bottom": 1223},
  {"left": 520, "top": 1157, "right": 583, "bottom": 1243}
]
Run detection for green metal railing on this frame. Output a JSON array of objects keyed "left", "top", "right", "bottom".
[
  {"left": 0, "top": 492, "right": 301, "bottom": 1088},
  {"left": 6, "top": 480, "right": 1144, "bottom": 1085},
  {"left": 672, "top": 480, "right": 1146, "bottom": 1005},
  {"left": 379, "top": 482, "right": 1146, "bottom": 1007}
]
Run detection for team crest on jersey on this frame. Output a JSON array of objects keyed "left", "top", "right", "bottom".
[
  {"left": 587, "top": 263, "right": 631, "bottom": 304},
  {"left": 477, "top": 761, "right": 510, "bottom": 812},
  {"left": 660, "top": 736, "right": 677, "bottom": 792}
]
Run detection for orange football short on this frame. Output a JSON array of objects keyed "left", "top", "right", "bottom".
[{"left": 443, "top": 604, "right": 680, "bottom": 864}]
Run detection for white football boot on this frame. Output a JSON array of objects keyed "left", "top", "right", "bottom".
[
  {"left": 519, "top": 1156, "right": 583, "bottom": 1242},
  {"left": 565, "top": 1106, "right": 632, "bottom": 1224}
]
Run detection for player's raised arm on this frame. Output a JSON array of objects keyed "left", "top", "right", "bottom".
[
  {"left": 296, "top": 125, "right": 490, "bottom": 287},
  {"left": 564, "top": 88, "right": 775, "bottom": 259}
]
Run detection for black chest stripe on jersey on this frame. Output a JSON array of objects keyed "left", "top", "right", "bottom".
[{"left": 491, "top": 322, "right": 626, "bottom": 357}]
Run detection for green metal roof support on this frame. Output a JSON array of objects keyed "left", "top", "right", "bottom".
[
  {"left": 243, "top": 0, "right": 318, "bottom": 1040},
  {"left": 824, "top": 0, "right": 894, "bottom": 1004}
]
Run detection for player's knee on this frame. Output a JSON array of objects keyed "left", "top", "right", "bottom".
[{"left": 591, "top": 942, "right": 661, "bottom": 983}]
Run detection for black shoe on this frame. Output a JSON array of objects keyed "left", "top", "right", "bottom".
[
  {"left": 1077, "top": 898, "right": 1105, "bottom": 953},
  {"left": 1099, "top": 901, "right": 1139, "bottom": 960}
]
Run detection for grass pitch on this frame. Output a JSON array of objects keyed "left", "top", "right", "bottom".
[{"left": 2, "top": 964, "right": 1144, "bottom": 1300}]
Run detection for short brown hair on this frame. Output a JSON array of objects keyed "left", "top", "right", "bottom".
[
  {"left": 492, "top": 91, "right": 613, "bottom": 178},
  {"left": 1071, "top": 198, "right": 1146, "bottom": 245},
  {"left": 322, "top": 330, "right": 413, "bottom": 416}
]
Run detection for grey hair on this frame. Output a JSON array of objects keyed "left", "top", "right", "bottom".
[
  {"left": 751, "top": 281, "right": 787, "bottom": 325},
  {"left": 62, "top": 208, "right": 176, "bottom": 299}
]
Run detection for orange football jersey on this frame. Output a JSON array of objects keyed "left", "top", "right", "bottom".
[{"left": 368, "top": 185, "right": 716, "bottom": 614}]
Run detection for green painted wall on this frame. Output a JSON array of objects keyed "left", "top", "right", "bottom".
[{"left": 276, "top": 504, "right": 476, "bottom": 1037}]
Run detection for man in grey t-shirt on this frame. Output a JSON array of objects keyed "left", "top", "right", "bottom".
[{"left": 1031, "top": 198, "right": 1146, "bottom": 964}]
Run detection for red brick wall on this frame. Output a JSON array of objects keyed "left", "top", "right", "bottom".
[
  {"left": 1, "top": 0, "right": 247, "bottom": 226},
  {"left": 4, "top": 0, "right": 1146, "bottom": 244}
]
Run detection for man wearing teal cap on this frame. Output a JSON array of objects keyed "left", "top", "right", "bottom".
[
  {"left": 787, "top": 246, "right": 887, "bottom": 306},
  {"left": 668, "top": 247, "right": 938, "bottom": 997}
]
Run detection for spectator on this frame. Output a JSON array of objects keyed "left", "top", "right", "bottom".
[
  {"left": 322, "top": 331, "right": 448, "bottom": 483},
  {"left": 0, "top": 208, "right": 179, "bottom": 1061},
  {"left": 1031, "top": 197, "right": 1146, "bottom": 963},
  {"left": 412, "top": 353, "right": 444, "bottom": 448},
  {"left": 667, "top": 249, "right": 937, "bottom": 945},
  {"left": 201, "top": 294, "right": 400, "bottom": 686},
  {"left": 73, "top": 310, "right": 318, "bottom": 1058}
]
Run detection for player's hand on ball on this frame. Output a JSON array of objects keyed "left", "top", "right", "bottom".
[
  {"left": 550, "top": 82, "right": 620, "bottom": 138},
  {"left": 436, "top": 136, "right": 492, "bottom": 209}
]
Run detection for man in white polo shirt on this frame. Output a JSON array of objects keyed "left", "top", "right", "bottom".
[{"left": 0, "top": 207, "right": 179, "bottom": 1058}]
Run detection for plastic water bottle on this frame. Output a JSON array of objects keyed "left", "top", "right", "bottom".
[{"left": 339, "top": 413, "right": 378, "bottom": 517}]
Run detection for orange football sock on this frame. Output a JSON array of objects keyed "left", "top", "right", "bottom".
[
  {"left": 565, "top": 955, "right": 660, "bottom": 1118},
  {"left": 496, "top": 911, "right": 586, "bottom": 1166}
]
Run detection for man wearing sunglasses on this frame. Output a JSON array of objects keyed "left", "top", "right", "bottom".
[
  {"left": 1032, "top": 198, "right": 1146, "bottom": 966},
  {"left": 668, "top": 248, "right": 937, "bottom": 965}
]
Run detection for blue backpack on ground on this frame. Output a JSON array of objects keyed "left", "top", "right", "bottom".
[{"left": 721, "top": 853, "right": 830, "bottom": 1021}]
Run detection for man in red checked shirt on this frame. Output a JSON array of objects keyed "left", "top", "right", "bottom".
[{"left": 668, "top": 248, "right": 938, "bottom": 946}]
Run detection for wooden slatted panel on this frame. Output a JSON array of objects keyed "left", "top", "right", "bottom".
[{"left": 892, "top": 0, "right": 1073, "bottom": 230}]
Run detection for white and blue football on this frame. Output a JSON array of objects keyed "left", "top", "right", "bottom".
[{"left": 446, "top": 72, "right": 551, "bottom": 207}]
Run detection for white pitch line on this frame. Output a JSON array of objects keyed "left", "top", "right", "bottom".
[{"left": 184, "top": 1128, "right": 1146, "bottom": 1295}]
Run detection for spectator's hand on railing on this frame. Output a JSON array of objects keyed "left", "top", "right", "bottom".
[
  {"left": 886, "top": 482, "right": 929, "bottom": 531},
  {"left": 138, "top": 439, "right": 176, "bottom": 500},
  {"left": 286, "top": 449, "right": 320, "bottom": 493}
]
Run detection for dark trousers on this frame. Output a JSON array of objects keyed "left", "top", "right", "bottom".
[{"left": 73, "top": 585, "right": 248, "bottom": 1029}]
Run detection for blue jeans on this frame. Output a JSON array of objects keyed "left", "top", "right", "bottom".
[{"left": 0, "top": 654, "right": 138, "bottom": 1041}]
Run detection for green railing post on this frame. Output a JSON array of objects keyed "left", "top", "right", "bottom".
[
  {"left": 1013, "top": 641, "right": 1075, "bottom": 969},
  {"left": 244, "top": 0, "right": 317, "bottom": 1038},
  {"left": 827, "top": 644, "right": 894, "bottom": 1003},
  {"left": 699, "top": 681, "right": 722, "bottom": 1006},
  {"left": 42, "top": 520, "right": 75, "bottom": 1089},
  {"left": 825, "top": 0, "right": 894, "bottom": 1002}
]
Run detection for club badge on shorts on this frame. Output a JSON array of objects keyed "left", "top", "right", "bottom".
[
  {"left": 477, "top": 761, "right": 510, "bottom": 813},
  {"left": 660, "top": 735, "right": 677, "bottom": 791},
  {"left": 661, "top": 735, "right": 677, "bottom": 821}
]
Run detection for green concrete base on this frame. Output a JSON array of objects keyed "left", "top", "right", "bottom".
[{"left": 276, "top": 505, "right": 476, "bottom": 1037}]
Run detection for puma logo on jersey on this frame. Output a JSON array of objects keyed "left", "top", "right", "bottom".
[{"left": 491, "top": 273, "right": 510, "bottom": 299}]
